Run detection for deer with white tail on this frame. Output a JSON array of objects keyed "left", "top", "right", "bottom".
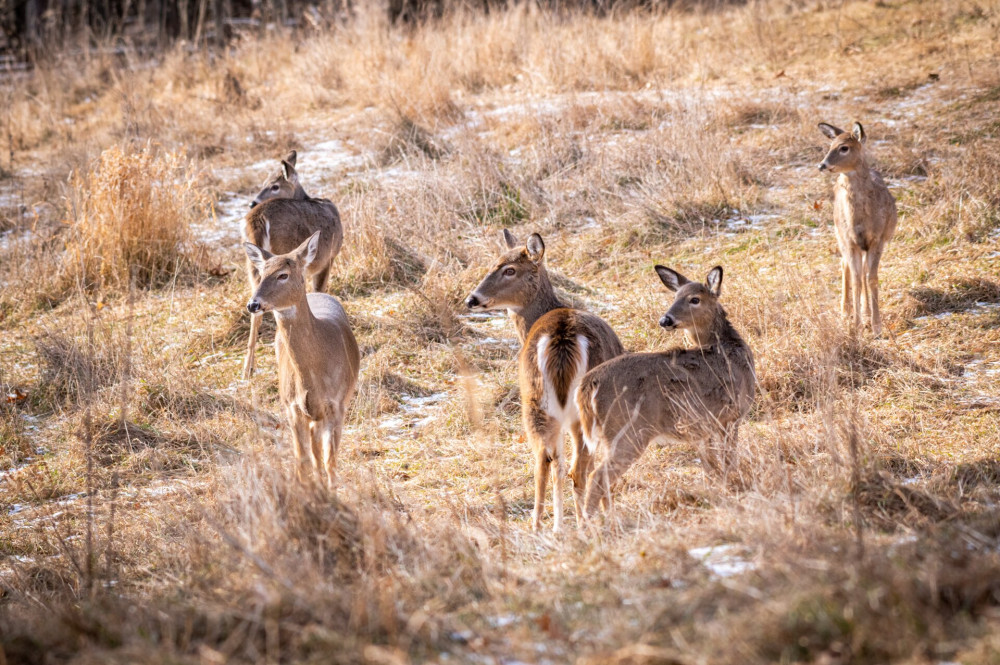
[
  {"left": 576, "top": 265, "right": 756, "bottom": 522},
  {"left": 465, "top": 230, "right": 624, "bottom": 532},
  {"left": 244, "top": 231, "right": 360, "bottom": 489}
]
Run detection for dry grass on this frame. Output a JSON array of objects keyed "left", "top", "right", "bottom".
[{"left": 2, "top": 0, "right": 1000, "bottom": 663}]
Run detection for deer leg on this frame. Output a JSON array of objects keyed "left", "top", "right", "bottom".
[
  {"left": 531, "top": 441, "right": 551, "bottom": 533},
  {"left": 568, "top": 421, "right": 593, "bottom": 528},
  {"left": 311, "top": 262, "right": 332, "bottom": 293},
  {"left": 865, "top": 247, "right": 885, "bottom": 337},
  {"left": 289, "top": 407, "right": 312, "bottom": 483},
  {"left": 584, "top": 430, "right": 647, "bottom": 521},
  {"left": 242, "top": 312, "right": 262, "bottom": 379},
  {"left": 243, "top": 262, "right": 263, "bottom": 380},
  {"left": 840, "top": 258, "right": 852, "bottom": 320},
  {"left": 849, "top": 249, "right": 864, "bottom": 329},
  {"left": 319, "top": 409, "right": 342, "bottom": 491}
]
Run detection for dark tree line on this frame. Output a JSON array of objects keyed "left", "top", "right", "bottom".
[{"left": 0, "top": 0, "right": 741, "bottom": 55}]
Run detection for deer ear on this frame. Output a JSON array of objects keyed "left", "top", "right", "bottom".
[
  {"left": 851, "top": 122, "right": 866, "bottom": 144},
  {"left": 283, "top": 150, "right": 297, "bottom": 167},
  {"left": 818, "top": 123, "right": 842, "bottom": 140},
  {"left": 295, "top": 231, "right": 322, "bottom": 268},
  {"left": 706, "top": 266, "right": 723, "bottom": 296},
  {"left": 525, "top": 233, "right": 545, "bottom": 263},
  {"left": 655, "top": 265, "right": 689, "bottom": 292},
  {"left": 244, "top": 242, "right": 273, "bottom": 272},
  {"left": 502, "top": 228, "right": 519, "bottom": 250}
]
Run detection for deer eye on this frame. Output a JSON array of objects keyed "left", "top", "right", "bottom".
[
  {"left": 690, "top": 297, "right": 701, "bottom": 305},
  {"left": 277, "top": 273, "right": 289, "bottom": 281},
  {"left": 503, "top": 267, "right": 516, "bottom": 277},
  {"left": 271, "top": 184, "right": 280, "bottom": 191},
  {"left": 839, "top": 145, "right": 850, "bottom": 153}
]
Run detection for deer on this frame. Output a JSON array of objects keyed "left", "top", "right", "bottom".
[
  {"left": 241, "top": 150, "right": 344, "bottom": 379},
  {"left": 244, "top": 231, "right": 360, "bottom": 489},
  {"left": 465, "top": 230, "right": 625, "bottom": 532},
  {"left": 576, "top": 265, "right": 756, "bottom": 522},
  {"left": 818, "top": 122, "right": 898, "bottom": 337}
]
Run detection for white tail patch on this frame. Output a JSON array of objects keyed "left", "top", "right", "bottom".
[
  {"left": 262, "top": 218, "right": 272, "bottom": 253},
  {"left": 535, "top": 334, "right": 590, "bottom": 427}
]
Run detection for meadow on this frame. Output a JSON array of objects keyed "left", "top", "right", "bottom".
[{"left": 1, "top": 0, "right": 999, "bottom": 662}]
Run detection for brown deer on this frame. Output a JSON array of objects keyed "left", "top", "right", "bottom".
[
  {"left": 576, "top": 266, "right": 755, "bottom": 521},
  {"left": 242, "top": 150, "right": 344, "bottom": 379},
  {"left": 244, "top": 231, "right": 360, "bottom": 488},
  {"left": 818, "top": 122, "right": 898, "bottom": 337},
  {"left": 465, "top": 230, "right": 624, "bottom": 532}
]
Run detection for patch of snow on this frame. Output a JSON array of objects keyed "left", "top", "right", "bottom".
[{"left": 688, "top": 544, "right": 755, "bottom": 579}]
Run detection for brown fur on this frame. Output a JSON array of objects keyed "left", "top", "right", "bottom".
[
  {"left": 241, "top": 151, "right": 344, "bottom": 379},
  {"left": 818, "top": 122, "right": 898, "bottom": 336},
  {"left": 466, "top": 230, "right": 624, "bottom": 531},
  {"left": 244, "top": 232, "right": 360, "bottom": 489},
  {"left": 577, "top": 266, "right": 756, "bottom": 520}
]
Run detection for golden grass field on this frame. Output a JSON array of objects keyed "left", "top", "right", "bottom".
[{"left": 1, "top": 0, "right": 999, "bottom": 662}]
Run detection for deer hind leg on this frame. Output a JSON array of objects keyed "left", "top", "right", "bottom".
[
  {"left": 584, "top": 428, "right": 648, "bottom": 522},
  {"left": 243, "top": 262, "right": 263, "bottom": 380},
  {"left": 243, "top": 312, "right": 262, "bottom": 379},
  {"left": 865, "top": 246, "right": 885, "bottom": 337},
  {"left": 530, "top": 441, "right": 551, "bottom": 533},
  {"left": 311, "top": 261, "right": 332, "bottom": 293},
  {"left": 568, "top": 420, "right": 593, "bottom": 528}
]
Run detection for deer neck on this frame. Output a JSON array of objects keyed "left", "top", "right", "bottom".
[
  {"left": 841, "top": 159, "right": 872, "bottom": 192},
  {"left": 684, "top": 310, "right": 741, "bottom": 352},
  {"left": 273, "top": 292, "right": 319, "bottom": 350},
  {"left": 510, "top": 270, "right": 565, "bottom": 344},
  {"left": 292, "top": 183, "right": 310, "bottom": 200}
]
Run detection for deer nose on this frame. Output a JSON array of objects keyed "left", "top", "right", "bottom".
[
  {"left": 249, "top": 200, "right": 258, "bottom": 209},
  {"left": 247, "top": 300, "right": 262, "bottom": 314},
  {"left": 465, "top": 294, "right": 481, "bottom": 309},
  {"left": 659, "top": 314, "right": 675, "bottom": 329},
  {"left": 818, "top": 162, "right": 828, "bottom": 171}
]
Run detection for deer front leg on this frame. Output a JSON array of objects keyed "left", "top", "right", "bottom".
[
  {"left": 318, "top": 409, "right": 343, "bottom": 491},
  {"left": 288, "top": 406, "right": 313, "bottom": 482},
  {"left": 849, "top": 249, "right": 864, "bottom": 329},
  {"left": 840, "top": 258, "right": 852, "bottom": 321}
]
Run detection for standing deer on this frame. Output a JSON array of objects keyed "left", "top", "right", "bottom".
[
  {"left": 818, "top": 122, "right": 898, "bottom": 336},
  {"left": 244, "top": 231, "right": 360, "bottom": 488},
  {"left": 576, "top": 266, "right": 755, "bottom": 521},
  {"left": 242, "top": 150, "right": 344, "bottom": 378},
  {"left": 465, "top": 230, "right": 625, "bottom": 532}
]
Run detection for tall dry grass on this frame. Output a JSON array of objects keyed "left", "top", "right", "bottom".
[{"left": 62, "top": 143, "right": 208, "bottom": 293}]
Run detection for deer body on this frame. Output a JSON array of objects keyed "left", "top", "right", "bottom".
[
  {"left": 242, "top": 150, "right": 344, "bottom": 378},
  {"left": 466, "top": 231, "right": 624, "bottom": 532},
  {"left": 818, "top": 122, "right": 898, "bottom": 336},
  {"left": 576, "top": 266, "right": 755, "bottom": 520},
  {"left": 245, "top": 232, "right": 360, "bottom": 488}
]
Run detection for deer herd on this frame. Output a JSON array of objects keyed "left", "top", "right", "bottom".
[{"left": 241, "top": 120, "right": 898, "bottom": 532}]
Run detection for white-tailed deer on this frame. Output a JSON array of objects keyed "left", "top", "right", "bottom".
[
  {"left": 465, "top": 230, "right": 625, "bottom": 532},
  {"left": 576, "top": 266, "right": 755, "bottom": 521},
  {"left": 244, "top": 231, "right": 360, "bottom": 488},
  {"left": 818, "top": 122, "right": 898, "bottom": 337},
  {"left": 242, "top": 150, "right": 344, "bottom": 378}
]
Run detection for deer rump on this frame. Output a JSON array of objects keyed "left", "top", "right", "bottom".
[{"left": 578, "top": 349, "right": 753, "bottom": 453}]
